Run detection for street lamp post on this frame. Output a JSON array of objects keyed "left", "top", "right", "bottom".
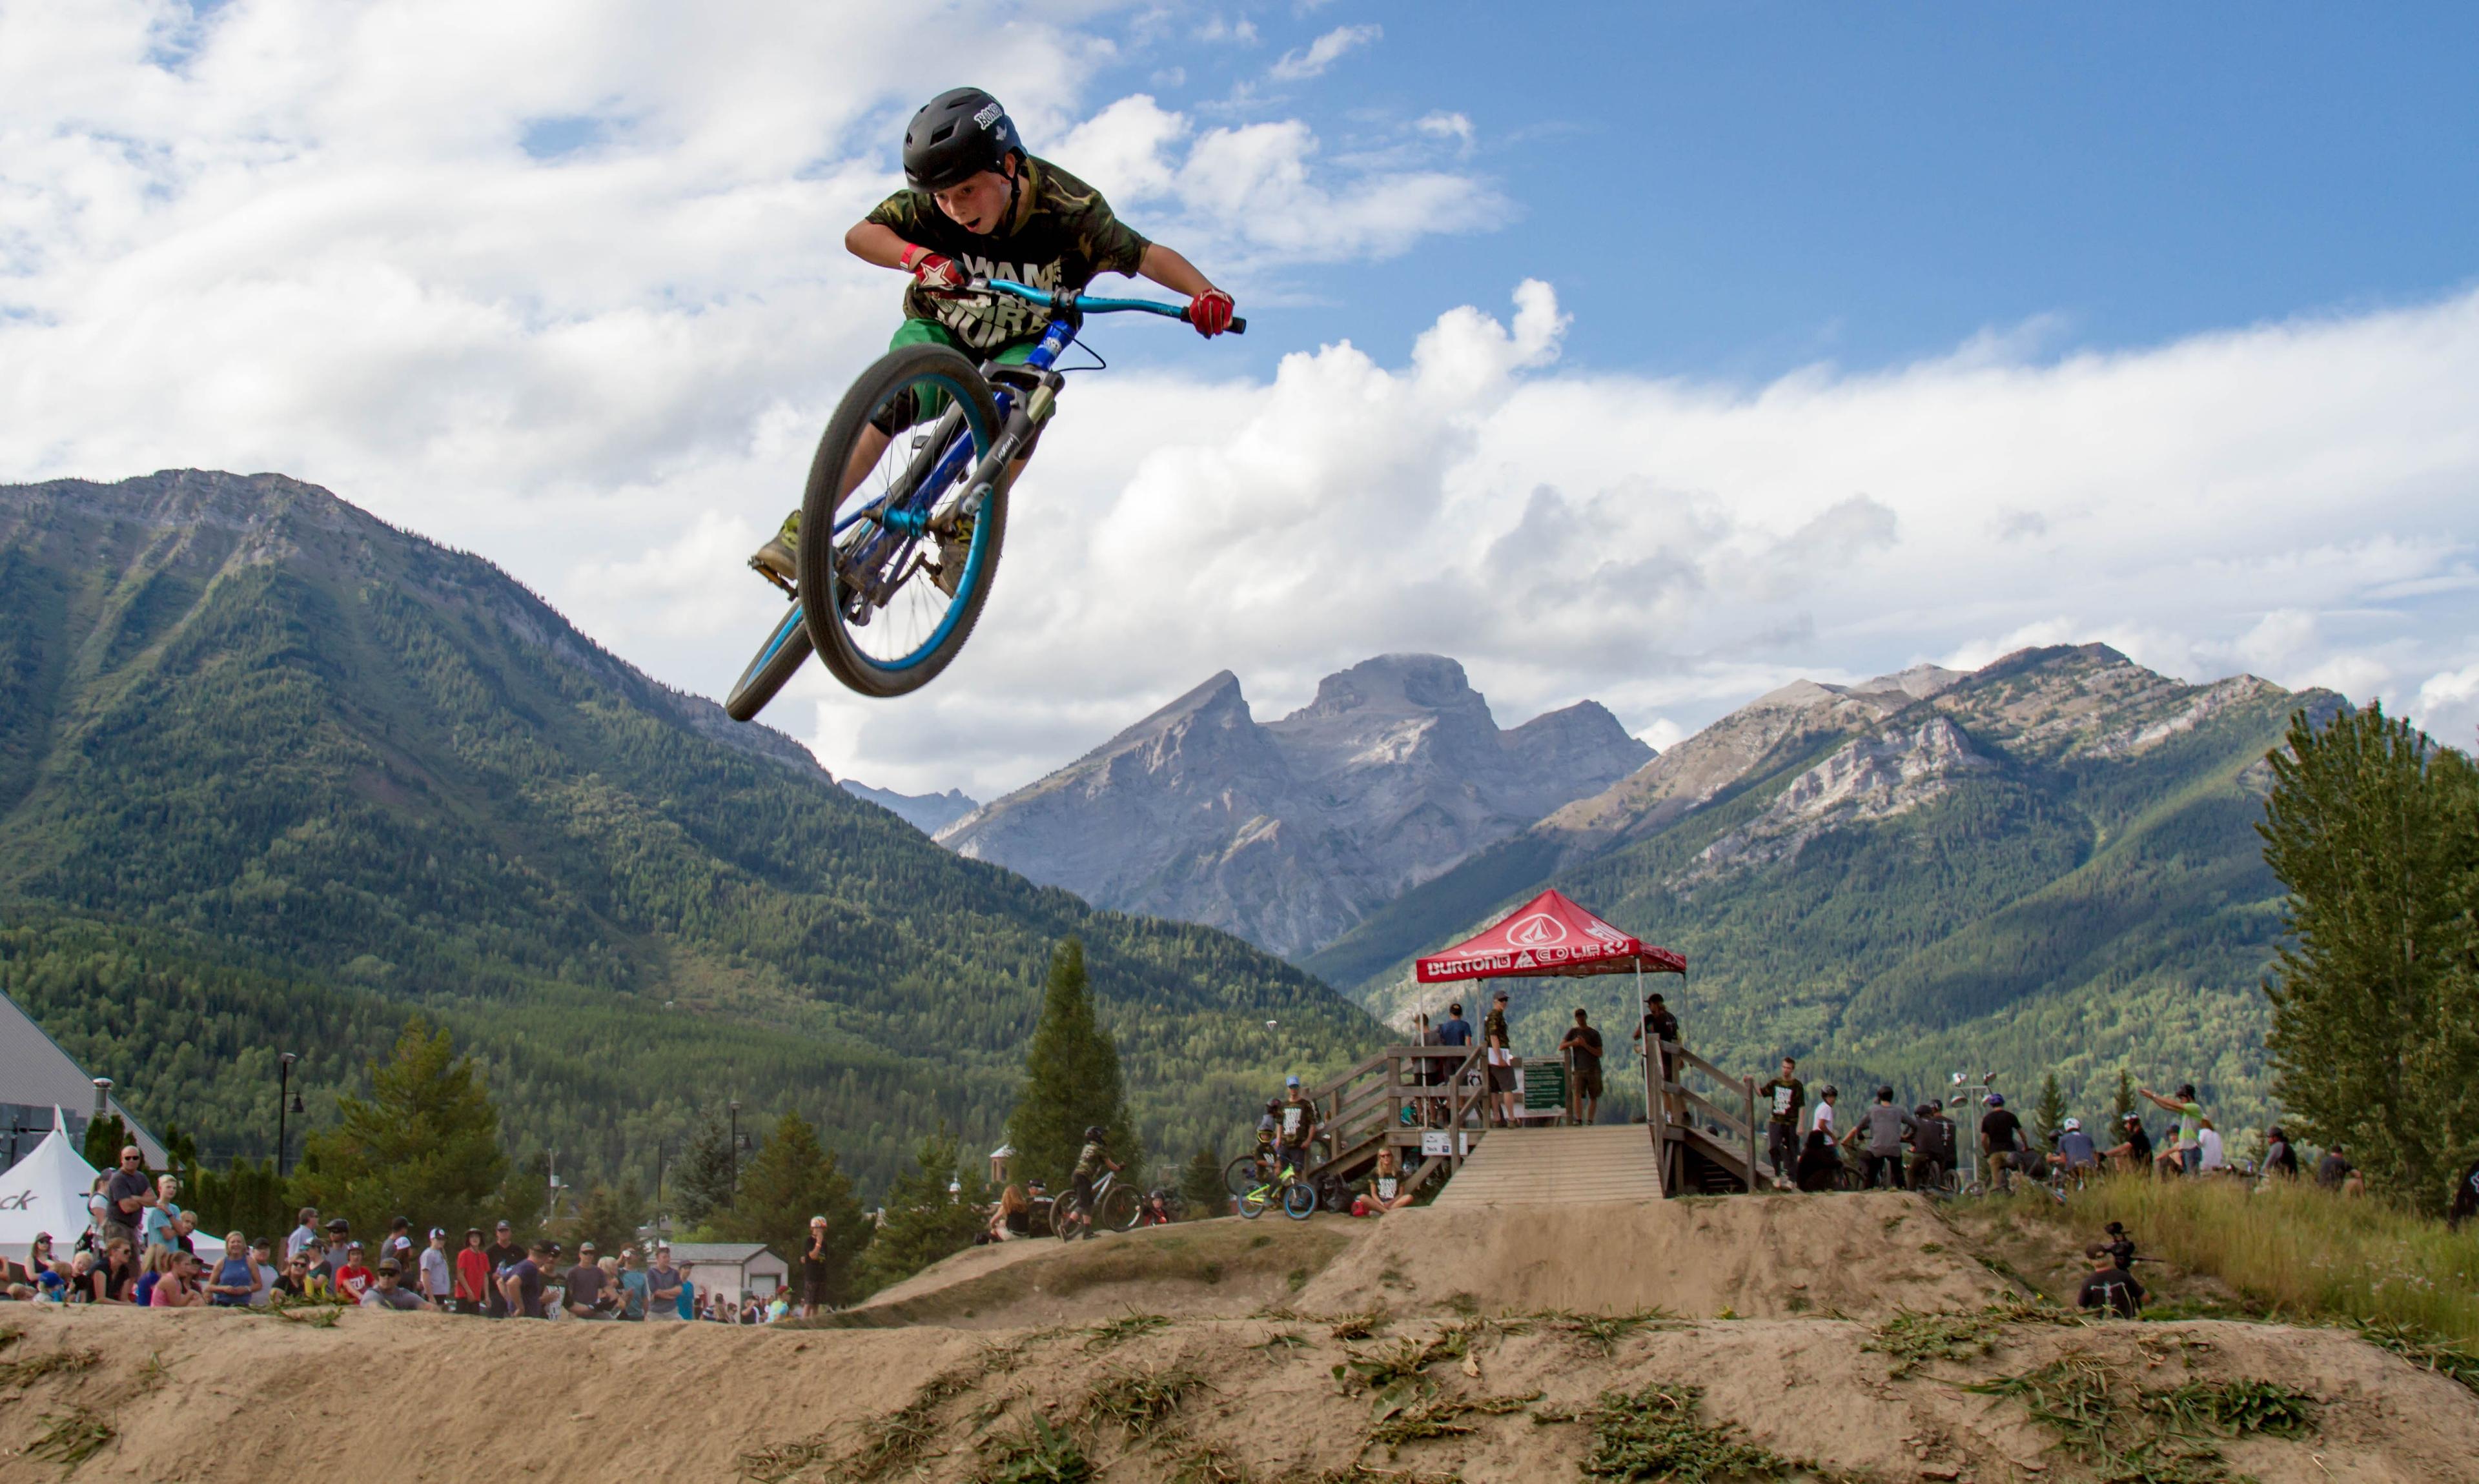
[{"left": 276, "top": 1053, "right": 301, "bottom": 1177}]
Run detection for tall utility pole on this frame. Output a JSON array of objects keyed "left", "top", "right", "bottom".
[{"left": 276, "top": 1053, "right": 300, "bottom": 1177}]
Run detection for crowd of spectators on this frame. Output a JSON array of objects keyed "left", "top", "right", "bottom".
[{"left": 0, "top": 1145, "right": 796, "bottom": 1323}]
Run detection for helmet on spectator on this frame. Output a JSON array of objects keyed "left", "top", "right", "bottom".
[
  {"left": 1264, "top": 1099, "right": 1281, "bottom": 1115},
  {"left": 1084, "top": 1125, "right": 1107, "bottom": 1142},
  {"left": 1986, "top": 1092, "right": 2005, "bottom": 1107},
  {"left": 903, "top": 87, "right": 1023, "bottom": 192},
  {"left": 2063, "top": 1117, "right": 2081, "bottom": 1132}
]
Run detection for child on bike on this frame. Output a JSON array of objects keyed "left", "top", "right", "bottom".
[
  {"left": 1254, "top": 1100, "right": 1283, "bottom": 1175},
  {"left": 1065, "top": 1124, "right": 1120, "bottom": 1241},
  {"left": 752, "top": 86, "right": 1237, "bottom": 586}
]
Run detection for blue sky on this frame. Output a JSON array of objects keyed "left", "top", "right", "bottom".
[
  {"left": 7, "top": 0, "right": 2479, "bottom": 796},
  {"left": 1073, "top": 4, "right": 2479, "bottom": 380}
]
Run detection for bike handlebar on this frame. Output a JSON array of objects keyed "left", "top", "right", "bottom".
[{"left": 972, "top": 277, "right": 1247, "bottom": 335}]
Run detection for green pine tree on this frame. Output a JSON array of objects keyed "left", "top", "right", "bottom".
[
  {"left": 2260, "top": 702, "right": 2479, "bottom": 1212},
  {"left": 1005, "top": 939, "right": 1139, "bottom": 1189},
  {"left": 80, "top": 1111, "right": 131, "bottom": 1172},
  {"left": 2112, "top": 1068, "right": 2136, "bottom": 1124},
  {"left": 573, "top": 1179, "right": 649, "bottom": 1258},
  {"left": 856, "top": 1128, "right": 987, "bottom": 1295},
  {"left": 1176, "top": 1146, "right": 1227, "bottom": 1219},
  {"left": 674, "top": 1110, "right": 739, "bottom": 1226},
  {"left": 2033, "top": 1072, "right": 2066, "bottom": 1152},
  {"left": 711, "top": 1111, "right": 871, "bottom": 1306},
  {"left": 287, "top": 1017, "right": 511, "bottom": 1239}
]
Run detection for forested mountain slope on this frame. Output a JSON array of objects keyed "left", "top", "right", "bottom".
[
  {"left": 0, "top": 471, "right": 1380, "bottom": 1192},
  {"left": 1308, "top": 645, "right": 2343, "bottom": 1128}
]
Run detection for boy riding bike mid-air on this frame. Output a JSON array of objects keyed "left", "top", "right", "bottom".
[{"left": 750, "top": 86, "right": 1236, "bottom": 589}]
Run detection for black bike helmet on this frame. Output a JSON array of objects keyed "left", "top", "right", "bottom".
[
  {"left": 1084, "top": 1124, "right": 1107, "bottom": 1141},
  {"left": 903, "top": 87, "right": 1023, "bottom": 191}
]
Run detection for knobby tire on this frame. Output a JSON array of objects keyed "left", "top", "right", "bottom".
[{"left": 799, "top": 343, "right": 1006, "bottom": 698}]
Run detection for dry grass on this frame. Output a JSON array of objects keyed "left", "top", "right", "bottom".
[{"left": 2011, "top": 1174, "right": 2479, "bottom": 1343}]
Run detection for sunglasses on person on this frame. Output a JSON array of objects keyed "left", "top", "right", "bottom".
[{"left": 120, "top": 1154, "right": 143, "bottom": 1164}]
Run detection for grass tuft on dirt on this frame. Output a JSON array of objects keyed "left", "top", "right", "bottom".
[
  {"left": 1571, "top": 1382, "right": 1839, "bottom": 1482},
  {"left": 2350, "top": 1318, "right": 2479, "bottom": 1395},
  {"left": 970, "top": 1414, "right": 1092, "bottom": 1484},
  {"left": 1864, "top": 1296, "right": 2083, "bottom": 1377},
  {"left": 1081, "top": 1311, "right": 1172, "bottom": 1352},
  {"left": 28, "top": 1405, "right": 115, "bottom": 1468},
  {"left": 1966, "top": 1349, "right": 2320, "bottom": 1483},
  {"left": 1081, "top": 1359, "right": 1210, "bottom": 1438},
  {"left": 0, "top": 1345, "right": 101, "bottom": 1387}
]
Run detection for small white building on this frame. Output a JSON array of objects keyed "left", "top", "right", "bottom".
[{"left": 664, "top": 1242, "right": 788, "bottom": 1305}]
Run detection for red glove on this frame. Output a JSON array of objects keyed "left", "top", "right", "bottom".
[
  {"left": 1188, "top": 289, "right": 1234, "bottom": 338},
  {"left": 901, "top": 244, "right": 964, "bottom": 290}
]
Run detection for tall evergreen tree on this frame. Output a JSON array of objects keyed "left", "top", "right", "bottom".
[
  {"left": 80, "top": 1111, "right": 130, "bottom": 1172},
  {"left": 572, "top": 1179, "right": 649, "bottom": 1258},
  {"left": 2033, "top": 1072, "right": 2066, "bottom": 1152},
  {"left": 674, "top": 1110, "right": 739, "bottom": 1226},
  {"left": 712, "top": 1111, "right": 871, "bottom": 1305},
  {"left": 1005, "top": 939, "right": 1139, "bottom": 1187},
  {"left": 1176, "top": 1146, "right": 1227, "bottom": 1219},
  {"left": 2260, "top": 702, "right": 2479, "bottom": 1212},
  {"left": 287, "top": 1017, "right": 510, "bottom": 1237},
  {"left": 856, "top": 1128, "right": 986, "bottom": 1295},
  {"left": 2112, "top": 1068, "right": 2136, "bottom": 1124}
]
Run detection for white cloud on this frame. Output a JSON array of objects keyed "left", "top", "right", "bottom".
[
  {"left": 809, "top": 281, "right": 2479, "bottom": 795},
  {"left": 1269, "top": 23, "right": 1380, "bottom": 81}
]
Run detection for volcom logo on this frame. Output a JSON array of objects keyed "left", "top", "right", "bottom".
[
  {"left": 1505, "top": 913, "right": 1567, "bottom": 948},
  {"left": 974, "top": 103, "right": 1003, "bottom": 129},
  {"left": 1583, "top": 919, "right": 1630, "bottom": 944},
  {"left": 0, "top": 1191, "right": 34, "bottom": 1212}
]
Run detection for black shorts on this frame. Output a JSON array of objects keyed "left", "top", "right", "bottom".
[
  {"left": 1487, "top": 1062, "right": 1516, "bottom": 1092},
  {"left": 1070, "top": 1172, "right": 1095, "bottom": 1208}
]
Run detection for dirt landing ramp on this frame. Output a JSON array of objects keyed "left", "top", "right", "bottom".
[
  {"left": 843, "top": 1217, "right": 1354, "bottom": 1328},
  {"left": 1298, "top": 1191, "right": 2008, "bottom": 1317},
  {"left": 4, "top": 1305, "right": 2476, "bottom": 1482}
]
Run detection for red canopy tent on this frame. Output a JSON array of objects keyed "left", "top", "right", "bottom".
[{"left": 1414, "top": 889, "right": 1685, "bottom": 984}]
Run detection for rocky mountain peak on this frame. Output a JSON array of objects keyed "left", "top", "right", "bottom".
[{"left": 936, "top": 656, "right": 1650, "bottom": 957}]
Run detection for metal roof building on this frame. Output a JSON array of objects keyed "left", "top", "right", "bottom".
[{"left": 0, "top": 988, "right": 166, "bottom": 1168}]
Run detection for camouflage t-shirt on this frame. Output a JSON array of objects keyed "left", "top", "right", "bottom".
[{"left": 866, "top": 157, "right": 1150, "bottom": 352}]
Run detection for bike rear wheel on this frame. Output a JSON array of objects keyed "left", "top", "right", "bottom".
[
  {"left": 799, "top": 344, "right": 1006, "bottom": 698},
  {"left": 1096, "top": 1184, "right": 1141, "bottom": 1232},
  {"left": 723, "top": 600, "right": 815, "bottom": 722},
  {"left": 1224, "top": 1155, "right": 1265, "bottom": 1201},
  {"left": 1281, "top": 1182, "right": 1318, "bottom": 1221},
  {"left": 1238, "top": 1186, "right": 1271, "bottom": 1220}
]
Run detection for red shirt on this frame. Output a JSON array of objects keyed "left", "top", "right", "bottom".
[
  {"left": 334, "top": 1264, "right": 374, "bottom": 1301},
  {"left": 454, "top": 1248, "right": 491, "bottom": 1301}
]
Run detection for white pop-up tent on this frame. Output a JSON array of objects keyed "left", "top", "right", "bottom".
[{"left": 0, "top": 1108, "right": 102, "bottom": 1266}]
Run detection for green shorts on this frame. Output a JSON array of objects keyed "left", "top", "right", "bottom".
[{"left": 874, "top": 318, "right": 1043, "bottom": 432}]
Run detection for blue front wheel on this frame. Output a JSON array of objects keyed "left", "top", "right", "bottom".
[
  {"left": 799, "top": 344, "right": 1006, "bottom": 698},
  {"left": 723, "top": 600, "right": 813, "bottom": 722}
]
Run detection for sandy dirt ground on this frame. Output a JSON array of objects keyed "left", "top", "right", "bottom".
[
  {"left": 3, "top": 1204, "right": 2474, "bottom": 1483},
  {"left": 1297, "top": 1192, "right": 2010, "bottom": 1319}
]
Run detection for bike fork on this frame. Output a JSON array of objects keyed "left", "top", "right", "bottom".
[{"left": 937, "top": 371, "right": 1062, "bottom": 533}]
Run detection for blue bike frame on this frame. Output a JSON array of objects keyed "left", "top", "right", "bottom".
[{"left": 761, "top": 281, "right": 1240, "bottom": 678}]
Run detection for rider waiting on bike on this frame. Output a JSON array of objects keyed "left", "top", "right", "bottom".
[
  {"left": 1065, "top": 1124, "right": 1120, "bottom": 1241},
  {"left": 751, "top": 86, "right": 1237, "bottom": 587}
]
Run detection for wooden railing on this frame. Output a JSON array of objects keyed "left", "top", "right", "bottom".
[
  {"left": 1297, "top": 1043, "right": 1486, "bottom": 1197},
  {"left": 1643, "top": 1038, "right": 1761, "bottom": 1194}
]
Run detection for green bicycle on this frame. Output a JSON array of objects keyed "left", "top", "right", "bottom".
[{"left": 1232, "top": 1154, "right": 1318, "bottom": 1221}]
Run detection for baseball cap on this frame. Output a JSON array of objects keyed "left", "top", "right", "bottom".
[
  {"left": 810, "top": 1215, "right": 828, "bottom": 1226},
  {"left": 579, "top": 1241, "right": 597, "bottom": 1253},
  {"left": 377, "top": 1259, "right": 400, "bottom": 1275},
  {"left": 1285, "top": 1075, "right": 1301, "bottom": 1087},
  {"left": 495, "top": 1219, "right": 513, "bottom": 1230},
  {"left": 429, "top": 1227, "right": 447, "bottom": 1239}
]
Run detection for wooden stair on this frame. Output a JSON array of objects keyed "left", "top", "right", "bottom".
[{"left": 1431, "top": 1126, "right": 1668, "bottom": 1207}]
